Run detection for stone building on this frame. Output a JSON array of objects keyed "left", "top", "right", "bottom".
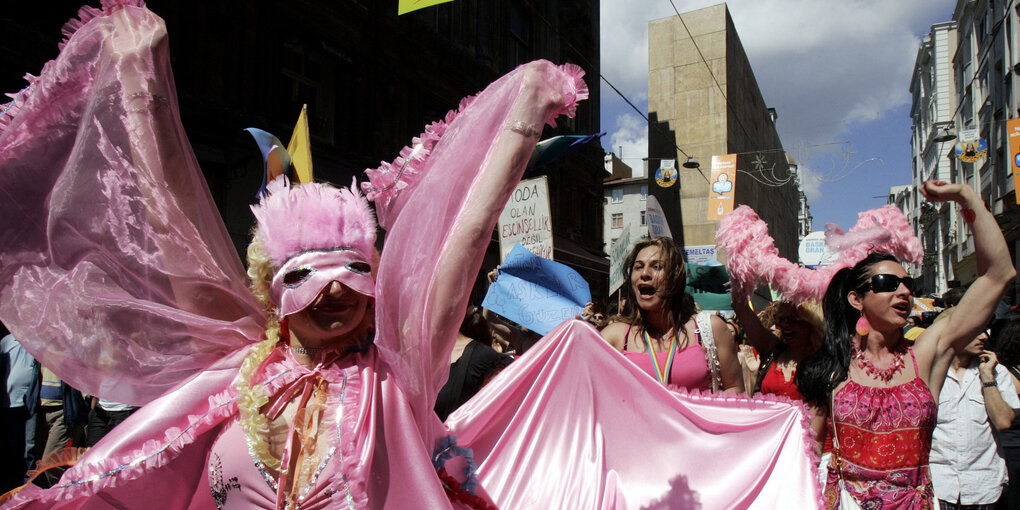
[{"left": 646, "top": 4, "right": 801, "bottom": 264}]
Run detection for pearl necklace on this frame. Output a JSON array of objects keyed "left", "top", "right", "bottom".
[
  {"left": 291, "top": 345, "right": 324, "bottom": 355},
  {"left": 852, "top": 344, "right": 905, "bottom": 382}
]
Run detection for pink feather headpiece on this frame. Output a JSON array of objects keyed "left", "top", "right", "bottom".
[
  {"left": 716, "top": 204, "right": 922, "bottom": 305},
  {"left": 251, "top": 178, "right": 376, "bottom": 267}
]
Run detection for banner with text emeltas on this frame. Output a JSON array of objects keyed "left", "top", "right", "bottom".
[
  {"left": 708, "top": 154, "right": 737, "bottom": 220},
  {"left": 498, "top": 175, "right": 553, "bottom": 261},
  {"left": 1009, "top": 119, "right": 1020, "bottom": 204}
]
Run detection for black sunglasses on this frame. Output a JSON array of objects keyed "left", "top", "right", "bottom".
[{"left": 859, "top": 274, "right": 915, "bottom": 294}]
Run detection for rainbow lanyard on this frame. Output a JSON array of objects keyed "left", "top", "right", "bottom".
[{"left": 643, "top": 329, "right": 678, "bottom": 384}]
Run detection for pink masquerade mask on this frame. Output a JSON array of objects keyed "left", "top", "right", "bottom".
[{"left": 270, "top": 249, "right": 374, "bottom": 318}]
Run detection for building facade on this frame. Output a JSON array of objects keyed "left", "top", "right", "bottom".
[
  {"left": 603, "top": 155, "right": 650, "bottom": 249},
  {"left": 909, "top": 21, "right": 958, "bottom": 296},
  {"left": 646, "top": 4, "right": 802, "bottom": 263}
]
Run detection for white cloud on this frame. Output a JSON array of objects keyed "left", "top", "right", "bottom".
[{"left": 608, "top": 113, "right": 649, "bottom": 175}]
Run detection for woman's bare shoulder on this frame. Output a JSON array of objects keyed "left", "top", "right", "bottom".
[{"left": 600, "top": 321, "right": 630, "bottom": 351}]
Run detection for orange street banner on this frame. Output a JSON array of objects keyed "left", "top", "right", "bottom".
[
  {"left": 707, "top": 154, "right": 737, "bottom": 220},
  {"left": 398, "top": 0, "right": 454, "bottom": 15},
  {"left": 1009, "top": 118, "right": 1020, "bottom": 204}
]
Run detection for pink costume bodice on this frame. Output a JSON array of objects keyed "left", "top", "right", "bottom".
[
  {"left": 825, "top": 349, "right": 937, "bottom": 509},
  {"left": 622, "top": 345, "right": 711, "bottom": 390},
  {"left": 206, "top": 347, "right": 460, "bottom": 509}
]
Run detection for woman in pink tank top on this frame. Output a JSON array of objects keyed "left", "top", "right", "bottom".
[
  {"left": 600, "top": 237, "right": 743, "bottom": 392},
  {"left": 796, "top": 181, "right": 1015, "bottom": 510}
]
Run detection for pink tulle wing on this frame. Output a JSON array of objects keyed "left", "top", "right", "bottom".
[
  {"left": 0, "top": 3, "right": 264, "bottom": 405},
  {"left": 446, "top": 320, "right": 824, "bottom": 509},
  {"left": 371, "top": 61, "right": 588, "bottom": 435}
]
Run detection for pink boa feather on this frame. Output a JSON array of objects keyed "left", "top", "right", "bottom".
[{"left": 716, "top": 204, "right": 922, "bottom": 304}]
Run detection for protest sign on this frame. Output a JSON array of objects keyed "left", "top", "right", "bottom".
[
  {"left": 683, "top": 245, "right": 718, "bottom": 265},
  {"left": 482, "top": 244, "right": 591, "bottom": 335},
  {"left": 498, "top": 176, "right": 553, "bottom": 261},
  {"left": 645, "top": 195, "right": 672, "bottom": 239},
  {"left": 608, "top": 223, "right": 635, "bottom": 294}
]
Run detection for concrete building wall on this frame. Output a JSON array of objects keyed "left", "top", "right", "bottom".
[{"left": 647, "top": 4, "right": 799, "bottom": 261}]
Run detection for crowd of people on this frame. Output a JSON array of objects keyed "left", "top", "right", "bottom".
[{"left": 0, "top": 3, "right": 1018, "bottom": 510}]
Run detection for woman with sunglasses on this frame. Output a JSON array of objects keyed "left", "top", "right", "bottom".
[{"left": 796, "top": 181, "right": 1016, "bottom": 509}]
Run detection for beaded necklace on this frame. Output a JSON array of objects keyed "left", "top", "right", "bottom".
[{"left": 852, "top": 343, "right": 905, "bottom": 382}]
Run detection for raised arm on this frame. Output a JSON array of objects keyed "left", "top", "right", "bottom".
[
  {"left": 370, "top": 61, "right": 588, "bottom": 419},
  {"left": 0, "top": 4, "right": 263, "bottom": 405},
  {"left": 917, "top": 181, "right": 1016, "bottom": 385},
  {"left": 730, "top": 295, "right": 780, "bottom": 355}
]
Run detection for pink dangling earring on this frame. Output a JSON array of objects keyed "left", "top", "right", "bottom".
[{"left": 855, "top": 316, "right": 871, "bottom": 337}]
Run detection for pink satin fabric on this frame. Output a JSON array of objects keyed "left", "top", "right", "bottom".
[
  {"left": 448, "top": 320, "right": 824, "bottom": 509},
  {"left": 0, "top": 1, "right": 263, "bottom": 406}
]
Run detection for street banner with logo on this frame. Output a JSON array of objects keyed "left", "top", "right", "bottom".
[
  {"left": 708, "top": 154, "right": 737, "bottom": 220},
  {"left": 654, "top": 159, "right": 677, "bottom": 188},
  {"left": 1008, "top": 119, "right": 1020, "bottom": 204},
  {"left": 608, "top": 223, "right": 635, "bottom": 294},
  {"left": 645, "top": 195, "right": 672, "bottom": 239},
  {"left": 955, "top": 128, "right": 988, "bottom": 163},
  {"left": 498, "top": 176, "right": 553, "bottom": 261}
]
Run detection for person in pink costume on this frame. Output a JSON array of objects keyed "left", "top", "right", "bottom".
[{"left": 0, "top": 2, "right": 825, "bottom": 508}]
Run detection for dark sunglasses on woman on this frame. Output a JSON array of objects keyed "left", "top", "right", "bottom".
[{"left": 859, "top": 274, "right": 915, "bottom": 294}]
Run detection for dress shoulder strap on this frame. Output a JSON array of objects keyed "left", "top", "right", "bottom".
[
  {"left": 623, "top": 323, "right": 631, "bottom": 351},
  {"left": 694, "top": 312, "right": 721, "bottom": 392},
  {"left": 908, "top": 347, "right": 920, "bottom": 378}
]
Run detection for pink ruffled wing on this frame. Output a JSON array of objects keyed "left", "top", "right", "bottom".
[
  {"left": 0, "top": 2, "right": 263, "bottom": 405},
  {"left": 370, "top": 60, "right": 588, "bottom": 434}
]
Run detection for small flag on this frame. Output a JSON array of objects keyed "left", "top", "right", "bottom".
[
  {"left": 287, "top": 105, "right": 313, "bottom": 184},
  {"left": 398, "top": 0, "right": 454, "bottom": 15}
]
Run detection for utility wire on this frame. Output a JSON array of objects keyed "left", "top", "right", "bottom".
[{"left": 520, "top": 0, "right": 712, "bottom": 182}]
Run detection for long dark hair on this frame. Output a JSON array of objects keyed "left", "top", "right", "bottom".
[
  {"left": 796, "top": 252, "right": 900, "bottom": 408},
  {"left": 619, "top": 237, "right": 696, "bottom": 336}
]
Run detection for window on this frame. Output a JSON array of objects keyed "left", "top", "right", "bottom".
[
  {"left": 640, "top": 184, "right": 648, "bottom": 200},
  {"left": 640, "top": 210, "right": 647, "bottom": 225},
  {"left": 611, "top": 213, "right": 623, "bottom": 229},
  {"left": 611, "top": 188, "right": 623, "bottom": 203}
]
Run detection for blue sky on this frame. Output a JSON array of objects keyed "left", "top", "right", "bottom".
[{"left": 600, "top": 0, "right": 957, "bottom": 230}]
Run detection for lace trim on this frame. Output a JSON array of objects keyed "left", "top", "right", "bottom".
[{"left": 694, "top": 312, "right": 721, "bottom": 392}]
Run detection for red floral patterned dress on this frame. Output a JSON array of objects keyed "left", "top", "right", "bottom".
[{"left": 825, "top": 349, "right": 938, "bottom": 509}]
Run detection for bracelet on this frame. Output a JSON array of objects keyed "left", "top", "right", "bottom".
[
  {"left": 507, "top": 120, "right": 541, "bottom": 138},
  {"left": 982, "top": 380, "right": 996, "bottom": 388}
]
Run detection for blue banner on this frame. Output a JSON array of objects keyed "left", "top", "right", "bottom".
[{"left": 482, "top": 244, "right": 591, "bottom": 335}]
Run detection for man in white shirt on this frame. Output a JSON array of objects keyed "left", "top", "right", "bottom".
[{"left": 931, "top": 326, "right": 1020, "bottom": 509}]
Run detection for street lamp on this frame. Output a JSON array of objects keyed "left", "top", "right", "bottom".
[
  {"left": 682, "top": 156, "right": 700, "bottom": 169},
  {"left": 932, "top": 126, "right": 957, "bottom": 143}
]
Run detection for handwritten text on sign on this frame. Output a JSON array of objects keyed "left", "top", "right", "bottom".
[{"left": 498, "top": 176, "right": 553, "bottom": 261}]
